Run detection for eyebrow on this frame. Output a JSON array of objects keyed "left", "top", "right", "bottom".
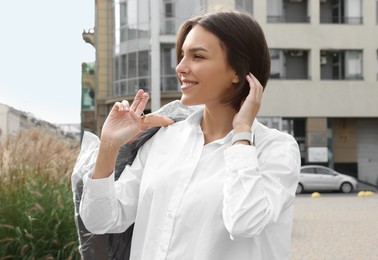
[{"left": 182, "top": 47, "right": 209, "bottom": 53}]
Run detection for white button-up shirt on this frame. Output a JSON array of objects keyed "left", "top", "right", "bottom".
[{"left": 79, "top": 108, "right": 301, "bottom": 260}]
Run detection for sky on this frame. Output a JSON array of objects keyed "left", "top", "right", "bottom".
[{"left": 0, "top": 0, "right": 95, "bottom": 124}]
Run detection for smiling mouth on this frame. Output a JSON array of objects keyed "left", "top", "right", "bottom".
[{"left": 181, "top": 81, "right": 198, "bottom": 90}]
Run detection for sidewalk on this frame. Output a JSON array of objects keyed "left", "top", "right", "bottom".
[{"left": 291, "top": 194, "right": 378, "bottom": 260}]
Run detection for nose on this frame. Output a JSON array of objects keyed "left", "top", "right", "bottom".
[{"left": 175, "top": 57, "right": 189, "bottom": 75}]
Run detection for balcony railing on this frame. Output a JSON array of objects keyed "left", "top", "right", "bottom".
[
  {"left": 320, "top": 75, "right": 363, "bottom": 80},
  {"left": 269, "top": 73, "right": 310, "bottom": 80},
  {"left": 320, "top": 16, "right": 363, "bottom": 24},
  {"left": 113, "top": 77, "right": 151, "bottom": 97},
  {"left": 160, "top": 17, "right": 177, "bottom": 35},
  {"left": 267, "top": 15, "right": 310, "bottom": 23}
]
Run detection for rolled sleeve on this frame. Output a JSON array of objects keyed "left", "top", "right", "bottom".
[
  {"left": 79, "top": 172, "right": 122, "bottom": 234},
  {"left": 222, "top": 134, "right": 300, "bottom": 240}
]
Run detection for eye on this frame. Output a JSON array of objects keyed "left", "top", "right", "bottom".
[{"left": 193, "top": 54, "right": 204, "bottom": 60}]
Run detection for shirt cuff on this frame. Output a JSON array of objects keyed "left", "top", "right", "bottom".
[
  {"left": 224, "top": 144, "right": 259, "bottom": 172},
  {"left": 84, "top": 172, "right": 116, "bottom": 198}
]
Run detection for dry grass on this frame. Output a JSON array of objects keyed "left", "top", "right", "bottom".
[
  {"left": 0, "top": 127, "right": 81, "bottom": 259},
  {"left": 0, "top": 127, "right": 79, "bottom": 181}
]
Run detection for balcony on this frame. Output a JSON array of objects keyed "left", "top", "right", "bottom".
[
  {"left": 267, "top": 0, "right": 310, "bottom": 24},
  {"left": 270, "top": 49, "right": 310, "bottom": 80},
  {"left": 320, "top": 50, "right": 363, "bottom": 80},
  {"left": 320, "top": 0, "right": 362, "bottom": 24},
  {"left": 82, "top": 28, "right": 95, "bottom": 47}
]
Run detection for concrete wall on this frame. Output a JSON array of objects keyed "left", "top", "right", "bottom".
[{"left": 255, "top": 0, "right": 378, "bottom": 117}]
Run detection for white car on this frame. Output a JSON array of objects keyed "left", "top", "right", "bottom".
[{"left": 296, "top": 165, "right": 358, "bottom": 194}]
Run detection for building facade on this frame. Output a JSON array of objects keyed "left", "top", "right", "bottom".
[
  {"left": 0, "top": 103, "right": 79, "bottom": 143},
  {"left": 83, "top": 0, "right": 378, "bottom": 186}
]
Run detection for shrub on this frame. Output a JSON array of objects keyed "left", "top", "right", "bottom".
[{"left": 0, "top": 127, "right": 81, "bottom": 259}]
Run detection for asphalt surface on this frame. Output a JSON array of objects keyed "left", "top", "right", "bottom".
[{"left": 291, "top": 190, "right": 378, "bottom": 260}]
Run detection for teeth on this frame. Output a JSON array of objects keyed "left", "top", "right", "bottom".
[{"left": 183, "top": 82, "right": 196, "bottom": 87}]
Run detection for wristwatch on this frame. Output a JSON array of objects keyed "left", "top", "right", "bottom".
[{"left": 232, "top": 132, "right": 252, "bottom": 145}]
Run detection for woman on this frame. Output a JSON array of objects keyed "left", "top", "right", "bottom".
[{"left": 78, "top": 10, "right": 300, "bottom": 260}]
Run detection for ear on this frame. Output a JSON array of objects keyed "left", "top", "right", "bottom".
[{"left": 232, "top": 72, "right": 239, "bottom": 84}]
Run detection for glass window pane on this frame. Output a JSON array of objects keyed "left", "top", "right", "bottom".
[
  {"left": 235, "top": 0, "right": 253, "bottom": 14},
  {"left": 120, "top": 1, "right": 127, "bottom": 26},
  {"left": 121, "top": 54, "right": 127, "bottom": 79},
  {"left": 138, "top": 22, "right": 150, "bottom": 39},
  {"left": 301, "top": 167, "right": 315, "bottom": 174},
  {"left": 138, "top": 51, "right": 149, "bottom": 77},
  {"left": 139, "top": 78, "right": 150, "bottom": 92},
  {"left": 128, "top": 52, "right": 137, "bottom": 78},
  {"left": 114, "top": 56, "right": 120, "bottom": 81},
  {"left": 127, "top": 0, "right": 137, "bottom": 25},
  {"left": 316, "top": 167, "right": 332, "bottom": 175},
  {"left": 120, "top": 27, "right": 127, "bottom": 42},
  {"left": 138, "top": 0, "right": 149, "bottom": 23},
  {"left": 345, "top": 50, "right": 362, "bottom": 79}
]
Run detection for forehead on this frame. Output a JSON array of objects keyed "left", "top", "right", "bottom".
[{"left": 182, "top": 25, "right": 223, "bottom": 52}]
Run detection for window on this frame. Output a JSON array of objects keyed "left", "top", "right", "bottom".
[
  {"left": 301, "top": 167, "right": 316, "bottom": 174},
  {"left": 120, "top": 1, "right": 128, "bottom": 26},
  {"left": 267, "top": 0, "right": 310, "bottom": 23},
  {"left": 235, "top": 0, "right": 253, "bottom": 14},
  {"left": 113, "top": 51, "right": 151, "bottom": 96},
  {"left": 269, "top": 49, "right": 310, "bottom": 79},
  {"left": 320, "top": 50, "right": 363, "bottom": 80},
  {"left": 161, "top": 44, "right": 178, "bottom": 92},
  {"left": 320, "top": 0, "right": 363, "bottom": 24},
  {"left": 316, "top": 167, "right": 333, "bottom": 175},
  {"left": 161, "top": 0, "right": 176, "bottom": 34},
  {"left": 116, "top": 0, "right": 150, "bottom": 43}
]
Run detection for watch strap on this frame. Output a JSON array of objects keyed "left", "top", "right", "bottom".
[{"left": 232, "top": 132, "right": 252, "bottom": 145}]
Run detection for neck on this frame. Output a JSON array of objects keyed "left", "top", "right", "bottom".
[{"left": 201, "top": 104, "right": 237, "bottom": 145}]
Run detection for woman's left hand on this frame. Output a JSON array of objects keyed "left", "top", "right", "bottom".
[{"left": 232, "top": 73, "right": 263, "bottom": 133}]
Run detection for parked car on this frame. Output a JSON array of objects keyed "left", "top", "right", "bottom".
[{"left": 296, "top": 165, "right": 358, "bottom": 194}]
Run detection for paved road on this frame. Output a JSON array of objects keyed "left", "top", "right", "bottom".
[{"left": 291, "top": 193, "right": 378, "bottom": 260}]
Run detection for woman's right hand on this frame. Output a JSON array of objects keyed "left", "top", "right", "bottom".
[{"left": 100, "top": 89, "right": 150, "bottom": 149}]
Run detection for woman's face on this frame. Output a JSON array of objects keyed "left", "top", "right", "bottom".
[{"left": 176, "top": 25, "right": 239, "bottom": 107}]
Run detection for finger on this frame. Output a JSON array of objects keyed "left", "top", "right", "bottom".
[
  {"left": 130, "top": 89, "right": 145, "bottom": 112},
  {"left": 134, "top": 92, "right": 149, "bottom": 116},
  {"left": 121, "top": 100, "right": 130, "bottom": 111},
  {"left": 113, "top": 100, "right": 129, "bottom": 111},
  {"left": 246, "top": 73, "right": 263, "bottom": 101},
  {"left": 249, "top": 73, "right": 263, "bottom": 99}
]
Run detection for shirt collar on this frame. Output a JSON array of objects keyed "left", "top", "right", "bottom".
[{"left": 184, "top": 106, "right": 204, "bottom": 129}]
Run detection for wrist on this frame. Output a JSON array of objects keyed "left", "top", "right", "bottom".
[
  {"left": 99, "top": 137, "right": 122, "bottom": 155},
  {"left": 233, "top": 125, "right": 252, "bottom": 134}
]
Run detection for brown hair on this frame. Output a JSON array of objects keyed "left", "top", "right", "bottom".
[{"left": 176, "top": 11, "right": 271, "bottom": 110}]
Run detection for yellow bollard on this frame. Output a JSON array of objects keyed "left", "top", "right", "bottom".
[
  {"left": 311, "top": 192, "right": 321, "bottom": 198},
  {"left": 357, "top": 191, "right": 376, "bottom": 197},
  {"left": 364, "top": 191, "right": 375, "bottom": 197}
]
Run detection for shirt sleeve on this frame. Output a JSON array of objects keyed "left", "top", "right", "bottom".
[
  {"left": 222, "top": 133, "right": 301, "bottom": 240},
  {"left": 78, "top": 134, "right": 152, "bottom": 235}
]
